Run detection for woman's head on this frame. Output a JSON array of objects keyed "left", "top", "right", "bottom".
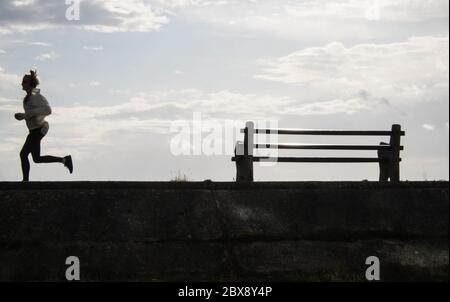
[{"left": 22, "top": 70, "right": 40, "bottom": 92}]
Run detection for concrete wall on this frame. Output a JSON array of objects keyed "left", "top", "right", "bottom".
[{"left": 0, "top": 181, "right": 448, "bottom": 281}]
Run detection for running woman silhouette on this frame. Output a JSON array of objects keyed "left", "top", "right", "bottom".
[{"left": 15, "top": 70, "right": 73, "bottom": 181}]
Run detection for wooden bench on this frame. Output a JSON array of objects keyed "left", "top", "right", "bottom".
[{"left": 232, "top": 122, "right": 405, "bottom": 182}]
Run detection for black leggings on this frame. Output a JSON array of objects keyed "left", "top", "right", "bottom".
[{"left": 20, "top": 127, "right": 63, "bottom": 181}]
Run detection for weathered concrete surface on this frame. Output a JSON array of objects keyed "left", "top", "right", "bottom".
[{"left": 0, "top": 181, "right": 448, "bottom": 281}]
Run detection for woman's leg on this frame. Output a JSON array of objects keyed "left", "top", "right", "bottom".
[
  {"left": 30, "top": 130, "right": 64, "bottom": 164},
  {"left": 20, "top": 133, "right": 34, "bottom": 181}
]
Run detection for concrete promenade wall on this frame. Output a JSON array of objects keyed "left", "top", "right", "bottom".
[{"left": 0, "top": 181, "right": 448, "bottom": 281}]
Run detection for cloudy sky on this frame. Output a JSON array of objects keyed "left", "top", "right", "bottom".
[{"left": 0, "top": 0, "right": 448, "bottom": 181}]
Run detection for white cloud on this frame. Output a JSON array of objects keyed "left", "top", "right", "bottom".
[
  {"left": 423, "top": 124, "right": 436, "bottom": 131},
  {"left": 0, "top": 66, "right": 20, "bottom": 90},
  {"left": 0, "top": 0, "right": 169, "bottom": 34},
  {"left": 0, "top": 86, "right": 391, "bottom": 159},
  {"left": 29, "top": 41, "right": 51, "bottom": 47},
  {"left": 0, "top": 87, "right": 367, "bottom": 146},
  {"left": 83, "top": 46, "right": 104, "bottom": 51},
  {"left": 281, "top": 97, "right": 370, "bottom": 116},
  {"left": 79, "top": 0, "right": 170, "bottom": 33},
  {"left": 0, "top": 49, "right": 6, "bottom": 54},
  {"left": 89, "top": 81, "right": 101, "bottom": 86},
  {"left": 42, "top": 88, "right": 381, "bottom": 140},
  {"left": 154, "top": 0, "right": 225, "bottom": 9},
  {"left": 0, "top": 96, "right": 18, "bottom": 106},
  {"left": 11, "top": 0, "right": 35, "bottom": 7},
  {"left": 35, "top": 51, "right": 59, "bottom": 61},
  {"left": 0, "top": 22, "right": 57, "bottom": 35},
  {"left": 256, "top": 36, "right": 449, "bottom": 105},
  {"left": 284, "top": 0, "right": 449, "bottom": 22},
  {"left": 11, "top": 40, "right": 51, "bottom": 46},
  {"left": 153, "top": 0, "right": 449, "bottom": 40},
  {"left": 155, "top": 0, "right": 449, "bottom": 21},
  {"left": 1, "top": 0, "right": 447, "bottom": 36},
  {"left": 122, "top": 89, "right": 373, "bottom": 120}
]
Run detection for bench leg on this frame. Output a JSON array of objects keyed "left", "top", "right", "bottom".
[
  {"left": 378, "top": 142, "right": 391, "bottom": 182},
  {"left": 389, "top": 124, "right": 402, "bottom": 183},
  {"left": 378, "top": 160, "right": 390, "bottom": 182}
]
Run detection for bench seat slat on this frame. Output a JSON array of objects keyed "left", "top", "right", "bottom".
[
  {"left": 255, "top": 157, "right": 382, "bottom": 163},
  {"left": 232, "top": 157, "right": 402, "bottom": 163},
  {"left": 255, "top": 144, "right": 404, "bottom": 151}
]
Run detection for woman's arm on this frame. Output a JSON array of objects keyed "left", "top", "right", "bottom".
[
  {"left": 24, "top": 106, "right": 52, "bottom": 120},
  {"left": 24, "top": 95, "right": 52, "bottom": 120}
]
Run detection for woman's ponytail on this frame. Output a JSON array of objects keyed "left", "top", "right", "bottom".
[{"left": 27, "top": 70, "right": 40, "bottom": 88}]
